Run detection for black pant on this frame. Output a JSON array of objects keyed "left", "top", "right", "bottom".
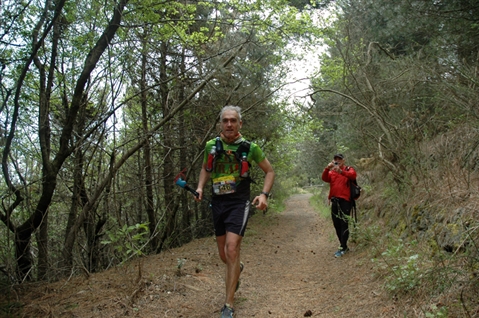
[{"left": 331, "top": 198, "right": 352, "bottom": 250}]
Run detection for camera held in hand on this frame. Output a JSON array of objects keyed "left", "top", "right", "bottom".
[{"left": 334, "top": 162, "right": 339, "bottom": 165}]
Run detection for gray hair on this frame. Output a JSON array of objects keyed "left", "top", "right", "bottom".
[{"left": 220, "top": 105, "right": 242, "bottom": 121}]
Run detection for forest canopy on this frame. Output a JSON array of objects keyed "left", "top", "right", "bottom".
[
  {"left": 2, "top": 1, "right": 479, "bottom": 315},
  {"left": 0, "top": 0, "right": 324, "bottom": 282}
]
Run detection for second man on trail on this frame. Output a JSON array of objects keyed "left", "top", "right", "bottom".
[{"left": 322, "top": 153, "right": 357, "bottom": 258}]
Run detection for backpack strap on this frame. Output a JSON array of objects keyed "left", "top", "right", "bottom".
[
  {"left": 211, "top": 139, "right": 255, "bottom": 183},
  {"left": 234, "top": 140, "right": 251, "bottom": 162},
  {"left": 345, "top": 165, "right": 358, "bottom": 223},
  {"left": 235, "top": 140, "right": 256, "bottom": 184},
  {"left": 351, "top": 204, "right": 357, "bottom": 224}
]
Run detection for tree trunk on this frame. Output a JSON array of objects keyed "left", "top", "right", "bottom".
[
  {"left": 62, "top": 42, "right": 244, "bottom": 265},
  {"left": 178, "top": 49, "right": 191, "bottom": 242},
  {"left": 36, "top": 215, "right": 48, "bottom": 280},
  {"left": 158, "top": 40, "right": 177, "bottom": 251},
  {"left": 52, "top": 0, "right": 129, "bottom": 275},
  {"left": 136, "top": 149, "right": 145, "bottom": 224},
  {"left": 140, "top": 31, "right": 159, "bottom": 252},
  {"left": 15, "top": 178, "right": 57, "bottom": 280}
]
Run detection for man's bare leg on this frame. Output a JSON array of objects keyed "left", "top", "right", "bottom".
[{"left": 216, "top": 231, "right": 242, "bottom": 306}]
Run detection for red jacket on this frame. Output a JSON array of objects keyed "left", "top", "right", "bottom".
[{"left": 322, "top": 166, "right": 357, "bottom": 201}]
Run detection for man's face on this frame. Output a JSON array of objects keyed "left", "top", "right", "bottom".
[
  {"left": 221, "top": 110, "right": 242, "bottom": 139},
  {"left": 334, "top": 157, "right": 344, "bottom": 166}
]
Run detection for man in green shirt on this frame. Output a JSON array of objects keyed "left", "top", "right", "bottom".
[{"left": 195, "top": 106, "right": 275, "bottom": 318}]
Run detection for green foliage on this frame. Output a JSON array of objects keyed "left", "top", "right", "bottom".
[
  {"left": 0, "top": 0, "right": 326, "bottom": 282},
  {"left": 271, "top": 108, "right": 325, "bottom": 189},
  {"left": 265, "top": 196, "right": 286, "bottom": 213},
  {"left": 176, "top": 258, "right": 186, "bottom": 269},
  {"left": 304, "top": 0, "right": 479, "bottom": 315},
  {"left": 350, "top": 223, "right": 381, "bottom": 250},
  {"left": 176, "top": 258, "right": 187, "bottom": 276},
  {"left": 372, "top": 239, "right": 425, "bottom": 294},
  {"left": 425, "top": 304, "right": 448, "bottom": 317},
  {"left": 101, "top": 223, "right": 150, "bottom": 263},
  {"left": 309, "top": 187, "right": 330, "bottom": 218},
  {"left": 385, "top": 253, "right": 422, "bottom": 293}
]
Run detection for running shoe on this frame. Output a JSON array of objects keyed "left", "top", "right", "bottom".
[
  {"left": 220, "top": 304, "right": 234, "bottom": 318},
  {"left": 334, "top": 250, "right": 344, "bottom": 257},
  {"left": 334, "top": 248, "right": 349, "bottom": 258},
  {"left": 235, "top": 261, "right": 244, "bottom": 292}
]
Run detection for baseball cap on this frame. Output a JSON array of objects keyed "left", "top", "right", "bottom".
[{"left": 333, "top": 153, "right": 344, "bottom": 159}]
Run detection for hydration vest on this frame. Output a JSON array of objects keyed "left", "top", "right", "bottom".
[{"left": 207, "top": 137, "right": 252, "bottom": 180}]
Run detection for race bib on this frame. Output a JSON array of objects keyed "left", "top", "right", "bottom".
[{"left": 212, "top": 175, "right": 237, "bottom": 195}]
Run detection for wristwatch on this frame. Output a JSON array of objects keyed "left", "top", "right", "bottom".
[{"left": 260, "top": 191, "right": 269, "bottom": 198}]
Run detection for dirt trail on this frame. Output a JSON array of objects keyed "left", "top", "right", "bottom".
[
  {"left": 7, "top": 193, "right": 399, "bottom": 318},
  {"left": 237, "top": 193, "right": 393, "bottom": 317}
]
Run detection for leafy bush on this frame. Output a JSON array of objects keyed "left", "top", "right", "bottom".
[
  {"left": 101, "top": 222, "right": 150, "bottom": 264},
  {"left": 372, "top": 239, "right": 426, "bottom": 294}
]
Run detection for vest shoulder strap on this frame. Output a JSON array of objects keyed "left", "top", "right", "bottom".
[
  {"left": 235, "top": 140, "right": 251, "bottom": 158},
  {"left": 234, "top": 141, "right": 250, "bottom": 162}
]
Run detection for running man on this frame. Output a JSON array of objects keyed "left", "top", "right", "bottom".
[{"left": 195, "top": 105, "right": 275, "bottom": 317}]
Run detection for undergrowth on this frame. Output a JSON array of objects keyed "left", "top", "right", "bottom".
[
  {"left": 309, "top": 187, "right": 330, "bottom": 218},
  {"left": 309, "top": 178, "right": 479, "bottom": 317},
  {"left": 353, "top": 204, "right": 479, "bottom": 318}
]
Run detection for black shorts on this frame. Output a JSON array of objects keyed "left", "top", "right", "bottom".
[{"left": 211, "top": 199, "right": 251, "bottom": 237}]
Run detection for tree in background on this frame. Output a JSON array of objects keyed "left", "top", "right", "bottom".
[
  {"left": 311, "top": 0, "right": 479, "bottom": 178},
  {"left": 0, "top": 0, "right": 321, "bottom": 282},
  {"left": 310, "top": 1, "right": 479, "bottom": 314}
]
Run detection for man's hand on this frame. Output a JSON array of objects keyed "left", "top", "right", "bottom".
[
  {"left": 194, "top": 188, "right": 203, "bottom": 201},
  {"left": 195, "top": 165, "right": 210, "bottom": 202},
  {"left": 326, "top": 161, "right": 335, "bottom": 170},
  {"left": 252, "top": 194, "right": 268, "bottom": 210}
]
